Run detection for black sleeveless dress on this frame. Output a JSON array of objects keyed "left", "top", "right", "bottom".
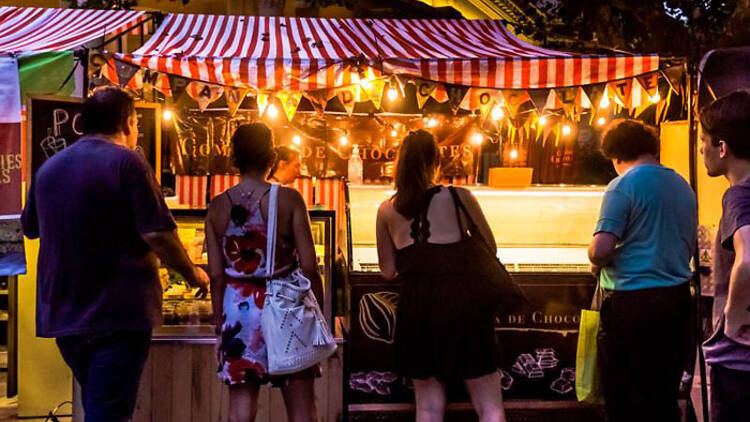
[{"left": 393, "top": 186, "right": 500, "bottom": 382}]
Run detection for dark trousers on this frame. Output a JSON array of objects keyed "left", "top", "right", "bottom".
[
  {"left": 710, "top": 365, "right": 750, "bottom": 422},
  {"left": 597, "top": 283, "right": 691, "bottom": 422},
  {"left": 56, "top": 330, "right": 152, "bottom": 422}
]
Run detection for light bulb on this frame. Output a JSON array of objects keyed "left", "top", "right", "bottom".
[
  {"left": 597, "top": 117, "right": 606, "bottom": 127},
  {"left": 391, "top": 129, "right": 398, "bottom": 137},
  {"left": 562, "top": 124, "right": 572, "bottom": 136},
  {"left": 491, "top": 105, "right": 504, "bottom": 121},
  {"left": 292, "top": 135, "right": 302, "bottom": 146},
  {"left": 650, "top": 93, "right": 661, "bottom": 103},
  {"left": 162, "top": 109, "right": 173, "bottom": 121},
  {"left": 600, "top": 96, "right": 610, "bottom": 108},
  {"left": 360, "top": 78, "right": 372, "bottom": 91},
  {"left": 387, "top": 87, "right": 399, "bottom": 101},
  {"left": 539, "top": 116, "right": 548, "bottom": 126},
  {"left": 510, "top": 149, "right": 518, "bottom": 160},
  {"left": 471, "top": 132, "right": 484, "bottom": 146},
  {"left": 427, "top": 118, "right": 438, "bottom": 128},
  {"left": 339, "top": 136, "right": 348, "bottom": 146},
  {"left": 266, "top": 104, "right": 278, "bottom": 119}
]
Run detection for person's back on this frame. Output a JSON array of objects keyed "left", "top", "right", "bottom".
[{"left": 598, "top": 164, "right": 696, "bottom": 291}]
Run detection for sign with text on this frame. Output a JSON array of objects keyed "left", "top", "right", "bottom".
[{"left": 0, "top": 123, "right": 22, "bottom": 216}]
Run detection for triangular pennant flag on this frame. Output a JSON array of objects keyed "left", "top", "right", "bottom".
[
  {"left": 100, "top": 58, "right": 119, "bottom": 85},
  {"left": 141, "top": 70, "right": 159, "bottom": 89},
  {"left": 637, "top": 73, "right": 659, "bottom": 97},
  {"left": 545, "top": 90, "right": 563, "bottom": 110},
  {"left": 608, "top": 79, "right": 633, "bottom": 109},
  {"left": 367, "top": 78, "right": 387, "bottom": 110},
  {"left": 528, "top": 90, "right": 549, "bottom": 114},
  {"left": 187, "top": 82, "right": 224, "bottom": 111},
  {"left": 502, "top": 90, "right": 530, "bottom": 118},
  {"left": 556, "top": 87, "right": 577, "bottom": 117},
  {"left": 277, "top": 91, "right": 303, "bottom": 122},
  {"left": 432, "top": 84, "right": 449, "bottom": 103},
  {"left": 304, "top": 89, "right": 334, "bottom": 114},
  {"left": 575, "top": 87, "right": 592, "bottom": 109},
  {"left": 460, "top": 88, "right": 498, "bottom": 115},
  {"left": 661, "top": 66, "right": 683, "bottom": 96},
  {"left": 446, "top": 85, "right": 469, "bottom": 114},
  {"left": 126, "top": 68, "right": 144, "bottom": 92},
  {"left": 168, "top": 75, "right": 189, "bottom": 100},
  {"left": 416, "top": 80, "right": 438, "bottom": 109},
  {"left": 257, "top": 93, "right": 271, "bottom": 116},
  {"left": 337, "top": 85, "right": 358, "bottom": 116},
  {"left": 115, "top": 60, "right": 139, "bottom": 89},
  {"left": 583, "top": 84, "right": 606, "bottom": 110},
  {"left": 226, "top": 87, "right": 250, "bottom": 117},
  {"left": 153, "top": 73, "right": 171, "bottom": 97}
]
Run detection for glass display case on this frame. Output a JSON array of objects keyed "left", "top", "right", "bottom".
[
  {"left": 155, "top": 209, "right": 337, "bottom": 338},
  {"left": 347, "top": 184, "right": 605, "bottom": 273}
]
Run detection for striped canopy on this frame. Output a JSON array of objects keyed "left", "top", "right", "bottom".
[
  {"left": 117, "top": 13, "right": 659, "bottom": 91},
  {"left": 0, "top": 7, "right": 148, "bottom": 54}
]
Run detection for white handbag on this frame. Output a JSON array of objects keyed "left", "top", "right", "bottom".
[{"left": 260, "top": 184, "right": 337, "bottom": 376}]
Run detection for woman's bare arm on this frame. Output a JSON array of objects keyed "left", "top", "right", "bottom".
[
  {"left": 376, "top": 201, "right": 398, "bottom": 280},
  {"left": 206, "top": 194, "right": 230, "bottom": 330}
]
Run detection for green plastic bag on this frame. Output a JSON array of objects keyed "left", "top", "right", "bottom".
[{"left": 575, "top": 309, "right": 604, "bottom": 404}]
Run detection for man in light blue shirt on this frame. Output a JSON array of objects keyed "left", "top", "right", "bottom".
[{"left": 588, "top": 119, "right": 696, "bottom": 422}]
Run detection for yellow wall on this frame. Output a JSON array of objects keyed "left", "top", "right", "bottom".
[
  {"left": 660, "top": 121, "right": 691, "bottom": 182},
  {"left": 17, "top": 238, "right": 72, "bottom": 418}
]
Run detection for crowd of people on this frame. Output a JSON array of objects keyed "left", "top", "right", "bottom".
[{"left": 19, "top": 85, "right": 750, "bottom": 422}]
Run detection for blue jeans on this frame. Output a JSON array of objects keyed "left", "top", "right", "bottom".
[{"left": 56, "top": 330, "right": 151, "bottom": 422}]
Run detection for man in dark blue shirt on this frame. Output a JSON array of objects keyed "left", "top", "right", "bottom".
[{"left": 21, "top": 87, "right": 208, "bottom": 422}]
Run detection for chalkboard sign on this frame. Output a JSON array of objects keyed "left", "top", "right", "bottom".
[{"left": 26, "top": 95, "right": 161, "bottom": 180}]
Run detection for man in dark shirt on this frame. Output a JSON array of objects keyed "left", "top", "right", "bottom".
[
  {"left": 21, "top": 87, "right": 208, "bottom": 422},
  {"left": 700, "top": 90, "right": 750, "bottom": 422}
]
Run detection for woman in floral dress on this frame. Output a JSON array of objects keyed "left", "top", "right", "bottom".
[{"left": 205, "top": 123, "right": 323, "bottom": 422}]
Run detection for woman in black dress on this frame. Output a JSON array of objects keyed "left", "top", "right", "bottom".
[{"left": 376, "top": 130, "right": 506, "bottom": 422}]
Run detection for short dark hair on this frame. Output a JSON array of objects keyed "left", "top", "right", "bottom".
[
  {"left": 700, "top": 90, "right": 750, "bottom": 159},
  {"left": 82, "top": 87, "right": 135, "bottom": 135},
  {"left": 232, "top": 123, "right": 274, "bottom": 174},
  {"left": 601, "top": 119, "right": 659, "bottom": 161}
]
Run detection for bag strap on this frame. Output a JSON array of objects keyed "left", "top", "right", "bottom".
[
  {"left": 448, "top": 186, "right": 494, "bottom": 252},
  {"left": 265, "top": 184, "right": 279, "bottom": 278}
]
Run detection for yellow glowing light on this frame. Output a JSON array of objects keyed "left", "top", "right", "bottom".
[
  {"left": 650, "top": 93, "right": 661, "bottom": 103},
  {"left": 597, "top": 117, "right": 607, "bottom": 127},
  {"left": 266, "top": 104, "right": 279, "bottom": 119},
  {"left": 390, "top": 129, "right": 398, "bottom": 137},
  {"left": 292, "top": 135, "right": 302, "bottom": 146},
  {"left": 600, "top": 96, "right": 610, "bottom": 108},
  {"left": 426, "top": 118, "right": 438, "bottom": 128},
  {"left": 490, "top": 105, "right": 504, "bottom": 121},
  {"left": 510, "top": 149, "right": 518, "bottom": 160},
  {"left": 387, "top": 87, "right": 399, "bottom": 101},
  {"left": 339, "top": 136, "right": 349, "bottom": 146},
  {"left": 562, "top": 124, "right": 572, "bottom": 136},
  {"left": 162, "top": 109, "right": 173, "bottom": 121},
  {"left": 538, "top": 116, "right": 548, "bottom": 126},
  {"left": 471, "top": 132, "right": 484, "bottom": 146}
]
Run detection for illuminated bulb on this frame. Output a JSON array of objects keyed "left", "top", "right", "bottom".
[
  {"left": 562, "top": 124, "right": 572, "bottom": 136},
  {"left": 600, "top": 96, "right": 610, "bottom": 108},
  {"left": 387, "top": 87, "right": 399, "bottom": 101},
  {"left": 360, "top": 78, "right": 372, "bottom": 91},
  {"left": 490, "top": 105, "right": 504, "bottom": 121},
  {"left": 471, "top": 132, "right": 484, "bottom": 146},
  {"left": 266, "top": 104, "right": 279, "bottom": 119},
  {"left": 538, "top": 116, "right": 548, "bottom": 126},
  {"left": 391, "top": 129, "right": 398, "bottom": 137},
  {"left": 427, "top": 118, "right": 438, "bottom": 128},
  {"left": 597, "top": 117, "right": 607, "bottom": 127},
  {"left": 510, "top": 149, "right": 518, "bottom": 160},
  {"left": 650, "top": 93, "right": 661, "bottom": 103},
  {"left": 292, "top": 135, "right": 302, "bottom": 146},
  {"left": 162, "top": 109, "right": 173, "bottom": 121},
  {"left": 339, "top": 136, "right": 348, "bottom": 146}
]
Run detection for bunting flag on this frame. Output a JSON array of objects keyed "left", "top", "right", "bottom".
[
  {"left": 502, "top": 90, "right": 531, "bottom": 118},
  {"left": 365, "top": 78, "right": 387, "bottom": 110},
  {"left": 528, "top": 90, "right": 549, "bottom": 114},
  {"left": 583, "top": 84, "right": 606, "bottom": 110},
  {"left": 226, "top": 87, "right": 250, "bottom": 117},
  {"left": 545, "top": 90, "right": 563, "bottom": 110},
  {"left": 446, "top": 85, "right": 469, "bottom": 114},
  {"left": 115, "top": 59, "right": 138, "bottom": 88},
  {"left": 556, "top": 87, "right": 577, "bottom": 117},
  {"left": 277, "top": 90, "right": 303, "bottom": 122},
  {"left": 460, "top": 88, "right": 497, "bottom": 115},
  {"left": 304, "top": 89, "right": 335, "bottom": 114},
  {"left": 168, "top": 75, "right": 189, "bottom": 101},
  {"left": 637, "top": 73, "right": 659, "bottom": 97},
  {"left": 186, "top": 82, "right": 224, "bottom": 111},
  {"left": 337, "top": 85, "right": 358, "bottom": 115},
  {"left": 100, "top": 57, "right": 118, "bottom": 85},
  {"left": 608, "top": 79, "right": 633, "bottom": 109},
  {"left": 153, "top": 73, "right": 171, "bottom": 97},
  {"left": 125, "top": 68, "right": 143, "bottom": 92},
  {"left": 432, "top": 83, "right": 449, "bottom": 103},
  {"left": 416, "top": 80, "right": 438, "bottom": 108},
  {"left": 575, "top": 87, "right": 592, "bottom": 109},
  {"left": 257, "top": 93, "right": 271, "bottom": 116},
  {"left": 661, "top": 66, "right": 683, "bottom": 96}
]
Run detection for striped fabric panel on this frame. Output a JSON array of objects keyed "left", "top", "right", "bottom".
[
  {"left": 0, "top": 7, "right": 147, "bottom": 53},
  {"left": 175, "top": 175, "right": 208, "bottom": 209},
  {"left": 116, "top": 13, "right": 659, "bottom": 91},
  {"left": 316, "top": 178, "right": 346, "bottom": 233},
  {"left": 208, "top": 175, "right": 315, "bottom": 207}
]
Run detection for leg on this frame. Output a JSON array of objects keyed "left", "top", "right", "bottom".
[
  {"left": 229, "top": 383, "right": 261, "bottom": 422},
  {"left": 281, "top": 376, "right": 317, "bottom": 422},
  {"left": 710, "top": 365, "right": 750, "bottom": 422},
  {"left": 465, "top": 372, "right": 507, "bottom": 422},
  {"left": 413, "top": 378, "right": 446, "bottom": 422},
  {"left": 56, "top": 336, "right": 92, "bottom": 414},
  {"left": 80, "top": 330, "right": 152, "bottom": 422}
]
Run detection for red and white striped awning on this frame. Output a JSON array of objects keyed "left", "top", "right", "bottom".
[
  {"left": 117, "top": 13, "right": 659, "bottom": 91},
  {"left": 0, "top": 7, "right": 148, "bottom": 54}
]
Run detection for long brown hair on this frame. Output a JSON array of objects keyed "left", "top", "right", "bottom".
[{"left": 393, "top": 130, "right": 440, "bottom": 219}]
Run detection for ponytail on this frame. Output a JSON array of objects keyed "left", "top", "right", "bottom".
[{"left": 393, "top": 130, "right": 439, "bottom": 219}]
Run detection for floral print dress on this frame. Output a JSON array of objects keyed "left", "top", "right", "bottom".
[{"left": 217, "top": 190, "right": 296, "bottom": 385}]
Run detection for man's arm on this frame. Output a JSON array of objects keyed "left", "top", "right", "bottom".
[
  {"left": 142, "top": 230, "right": 208, "bottom": 295},
  {"left": 588, "top": 232, "right": 618, "bottom": 267},
  {"left": 589, "top": 189, "right": 629, "bottom": 273},
  {"left": 727, "top": 225, "right": 750, "bottom": 342}
]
